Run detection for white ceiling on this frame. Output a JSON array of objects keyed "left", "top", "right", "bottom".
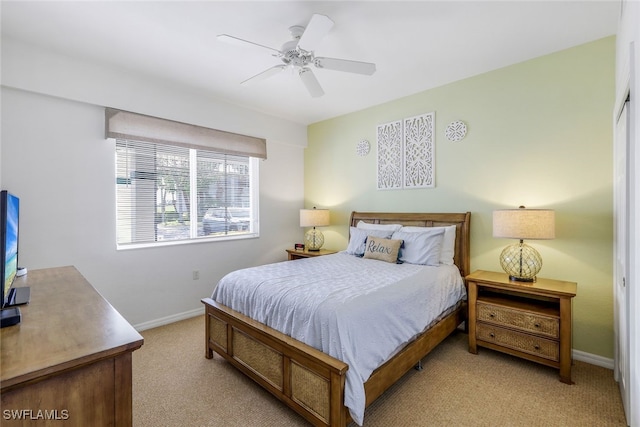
[{"left": 1, "top": 1, "right": 619, "bottom": 125}]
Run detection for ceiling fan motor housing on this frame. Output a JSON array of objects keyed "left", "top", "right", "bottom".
[{"left": 281, "top": 32, "right": 312, "bottom": 67}]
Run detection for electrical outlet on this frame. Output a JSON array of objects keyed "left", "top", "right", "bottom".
[{"left": 192, "top": 270, "right": 200, "bottom": 280}]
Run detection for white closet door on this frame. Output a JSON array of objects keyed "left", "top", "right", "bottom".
[{"left": 614, "top": 99, "right": 630, "bottom": 424}]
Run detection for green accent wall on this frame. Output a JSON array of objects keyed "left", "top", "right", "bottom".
[{"left": 306, "top": 37, "right": 615, "bottom": 358}]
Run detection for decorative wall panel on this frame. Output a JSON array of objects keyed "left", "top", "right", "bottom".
[
  {"left": 403, "top": 113, "right": 435, "bottom": 188},
  {"left": 376, "top": 120, "right": 403, "bottom": 190}
]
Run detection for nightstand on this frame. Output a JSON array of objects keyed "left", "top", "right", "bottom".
[
  {"left": 466, "top": 270, "right": 577, "bottom": 384},
  {"left": 286, "top": 248, "right": 338, "bottom": 260}
]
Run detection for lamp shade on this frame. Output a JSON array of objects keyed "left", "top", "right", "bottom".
[
  {"left": 300, "top": 208, "right": 330, "bottom": 228},
  {"left": 493, "top": 208, "right": 555, "bottom": 240}
]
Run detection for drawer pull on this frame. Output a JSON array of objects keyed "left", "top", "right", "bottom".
[
  {"left": 489, "top": 313, "right": 496, "bottom": 318},
  {"left": 534, "top": 345, "right": 540, "bottom": 350},
  {"left": 489, "top": 332, "right": 495, "bottom": 338},
  {"left": 534, "top": 323, "right": 541, "bottom": 328}
]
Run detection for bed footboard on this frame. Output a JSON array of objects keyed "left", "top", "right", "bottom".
[
  {"left": 203, "top": 298, "right": 465, "bottom": 427},
  {"left": 202, "top": 297, "right": 349, "bottom": 427}
]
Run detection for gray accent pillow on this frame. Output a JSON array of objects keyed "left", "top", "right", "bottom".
[{"left": 346, "top": 227, "right": 393, "bottom": 256}]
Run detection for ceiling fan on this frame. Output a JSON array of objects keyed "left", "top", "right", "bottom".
[{"left": 217, "top": 14, "right": 376, "bottom": 97}]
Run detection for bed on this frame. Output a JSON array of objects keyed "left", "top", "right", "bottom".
[{"left": 201, "top": 211, "right": 471, "bottom": 426}]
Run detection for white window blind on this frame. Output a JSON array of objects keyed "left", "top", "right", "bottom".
[{"left": 115, "top": 141, "right": 259, "bottom": 247}]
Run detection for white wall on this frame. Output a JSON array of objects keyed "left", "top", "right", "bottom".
[
  {"left": 1, "top": 38, "right": 305, "bottom": 145},
  {"left": 0, "top": 39, "right": 307, "bottom": 328}
]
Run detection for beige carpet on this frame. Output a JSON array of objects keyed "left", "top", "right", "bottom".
[{"left": 133, "top": 315, "right": 627, "bottom": 426}]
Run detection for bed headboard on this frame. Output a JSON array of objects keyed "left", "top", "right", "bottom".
[{"left": 349, "top": 211, "right": 471, "bottom": 278}]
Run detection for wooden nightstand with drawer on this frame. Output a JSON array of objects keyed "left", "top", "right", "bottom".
[
  {"left": 286, "top": 248, "right": 337, "bottom": 260},
  {"left": 466, "top": 270, "right": 577, "bottom": 384}
]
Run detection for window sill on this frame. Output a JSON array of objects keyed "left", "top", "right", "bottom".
[{"left": 116, "top": 232, "right": 259, "bottom": 250}]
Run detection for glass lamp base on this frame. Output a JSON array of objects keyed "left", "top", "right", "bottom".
[
  {"left": 499, "top": 242, "right": 542, "bottom": 282},
  {"left": 304, "top": 229, "right": 325, "bottom": 251}
]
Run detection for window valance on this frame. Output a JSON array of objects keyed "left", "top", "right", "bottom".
[{"left": 105, "top": 108, "right": 267, "bottom": 159}]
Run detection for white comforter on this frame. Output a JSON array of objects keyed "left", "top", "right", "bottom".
[{"left": 211, "top": 252, "right": 465, "bottom": 425}]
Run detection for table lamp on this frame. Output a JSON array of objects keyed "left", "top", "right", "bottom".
[
  {"left": 300, "top": 207, "right": 330, "bottom": 251},
  {"left": 493, "top": 206, "right": 555, "bottom": 282}
]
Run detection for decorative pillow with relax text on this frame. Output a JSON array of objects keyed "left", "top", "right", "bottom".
[{"left": 363, "top": 236, "right": 403, "bottom": 263}]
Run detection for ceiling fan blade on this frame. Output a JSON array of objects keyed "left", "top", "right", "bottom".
[
  {"left": 314, "top": 57, "right": 377, "bottom": 75},
  {"left": 299, "top": 68, "right": 324, "bottom": 97},
  {"left": 217, "top": 34, "right": 281, "bottom": 55},
  {"left": 297, "top": 14, "right": 334, "bottom": 52},
  {"left": 241, "top": 65, "right": 287, "bottom": 85}
]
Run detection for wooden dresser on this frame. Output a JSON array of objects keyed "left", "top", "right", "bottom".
[
  {"left": 1, "top": 266, "right": 144, "bottom": 426},
  {"left": 466, "top": 270, "right": 577, "bottom": 384}
]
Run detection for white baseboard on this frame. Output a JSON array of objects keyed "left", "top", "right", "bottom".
[
  {"left": 133, "top": 307, "right": 203, "bottom": 332},
  {"left": 573, "top": 349, "right": 615, "bottom": 370},
  {"left": 133, "top": 311, "right": 616, "bottom": 371}
]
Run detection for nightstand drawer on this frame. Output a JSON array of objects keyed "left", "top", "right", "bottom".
[
  {"left": 477, "top": 301, "right": 559, "bottom": 339},
  {"left": 477, "top": 323, "right": 559, "bottom": 361}
]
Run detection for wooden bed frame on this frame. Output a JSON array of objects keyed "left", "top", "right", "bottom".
[{"left": 202, "top": 211, "right": 471, "bottom": 426}]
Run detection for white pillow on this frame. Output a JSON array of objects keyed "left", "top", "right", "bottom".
[
  {"left": 399, "top": 225, "right": 456, "bottom": 265},
  {"left": 392, "top": 229, "right": 445, "bottom": 266},
  {"left": 357, "top": 220, "right": 403, "bottom": 233},
  {"left": 346, "top": 227, "right": 394, "bottom": 256}
]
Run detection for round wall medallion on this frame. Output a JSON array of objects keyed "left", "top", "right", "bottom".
[
  {"left": 356, "top": 139, "right": 370, "bottom": 156},
  {"left": 445, "top": 120, "right": 467, "bottom": 142}
]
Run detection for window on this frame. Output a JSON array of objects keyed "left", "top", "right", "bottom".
[
  {"left": 106, "top": 108, "right": 265, "bottom": 248},
  {"left": 116, "top": 140, "right": 259, "bottom": 247}
]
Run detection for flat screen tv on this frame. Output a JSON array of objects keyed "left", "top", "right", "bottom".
[{"left": 1, "top": 190, "right": 29, "bottom": 308}]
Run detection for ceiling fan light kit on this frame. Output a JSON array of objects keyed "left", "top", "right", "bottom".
[{"left": 218, "top": 14, "right": 376, "bottom": 97}]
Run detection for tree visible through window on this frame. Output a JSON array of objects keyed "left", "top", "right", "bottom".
[{"left": 115, "top": 139, "right": 258, "bottom": 247}]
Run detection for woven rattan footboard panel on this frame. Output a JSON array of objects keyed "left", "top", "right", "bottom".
[{"left": 203, "top": 298, "right": 349, "bottom": 426}]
